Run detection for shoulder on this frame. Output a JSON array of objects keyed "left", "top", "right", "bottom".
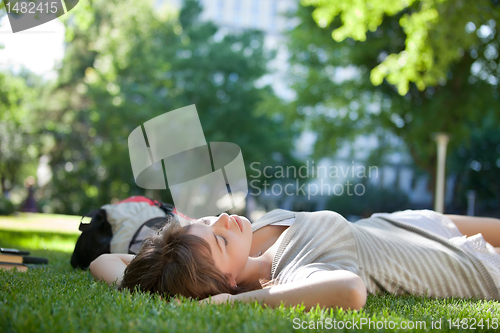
[
  {"left": 254, "top": 209, "right": 296, "bottom": 222},
  {"left": 294, "top": 210, "right": 350, "bottom": 227}
]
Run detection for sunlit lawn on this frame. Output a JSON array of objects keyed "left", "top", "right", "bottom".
[{"left": 1, "top": 214, "right": 499, "bottom": 332}]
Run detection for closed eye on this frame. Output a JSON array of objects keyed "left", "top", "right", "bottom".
[
  {"left": 219, "top": 235, "right": 228, "bottom": 246},
  {"left": 202, "top": 218, "right": 227, "bottom": 247}
]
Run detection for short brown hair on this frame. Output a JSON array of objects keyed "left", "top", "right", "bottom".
[{"left": 120, "top": 217, "right": 259, "bottom": 299}]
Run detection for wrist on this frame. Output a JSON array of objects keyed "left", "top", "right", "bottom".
[{"left": 231, "top": 289, "right": 262, "bottom": 304}]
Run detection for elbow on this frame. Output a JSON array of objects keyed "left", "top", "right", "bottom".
[
  {"left": 89, "top": 253, "right": 108, "bottom": 280},
  {"left": 89, "top": 254, "right": 103, "bottom": 270},
  {"left": 347, "top": 276, "right": 367, "bottom": 310},
  {"left": 89, "top": 255, "right": 100, "bottom": 279}
]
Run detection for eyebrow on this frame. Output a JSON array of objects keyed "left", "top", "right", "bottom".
[{"left": 194, "top": 222, "right": 222, "bottom": 255}]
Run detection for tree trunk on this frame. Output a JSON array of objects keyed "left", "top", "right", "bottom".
[{"left": 0, "top": 175, "right": 5, "bottom": 196}]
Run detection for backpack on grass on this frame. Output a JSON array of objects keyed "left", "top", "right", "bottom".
[{"left": 70, "top": 196, "right": 176, "bottom": 269}]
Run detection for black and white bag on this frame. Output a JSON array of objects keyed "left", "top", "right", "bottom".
[{"left": 70, "top": 196, "right": 175, "bottom": 269}]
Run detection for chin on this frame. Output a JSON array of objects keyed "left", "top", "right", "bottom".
[{"left": 240, "top": 215, "right": 251, "bottom": 225}]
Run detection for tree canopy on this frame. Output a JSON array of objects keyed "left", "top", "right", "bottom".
[
  {"left": 282, "top": 3, "right": 500, "bottom": 205},
  {"left": 302, "top": 0, "right": 500, "bottom": 94}
]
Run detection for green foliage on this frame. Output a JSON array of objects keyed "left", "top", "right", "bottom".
[
  {"left": 284, "top": 4, "right": 500, "bottom": 202},
  {"left": 42, "top": 0, "right": 297, "bottom": 214},
  {"left": 326, "top": 183, "right": 411, "bottom": 218},
  {"left": 0, "top": 69, "right": 43, "bottom": 197},
  {"left": 302, "top": 0, "right": 500, "bottom": 95},
  {"left": 1, "top": 1, "right": 7, "bottom": 49},
  {"left": 1, "top": 228, "right": 500, "bottom": 332},
  {"left": 449, "top": 113, "right": 500, "bottom": 215},
  {"left": 0, "top": 197, "right": 15, "bottom": 215}
]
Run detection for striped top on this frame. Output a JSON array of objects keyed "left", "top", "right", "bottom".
[{"left": 251, "top": 209, "right": 500, "bottom": 300}]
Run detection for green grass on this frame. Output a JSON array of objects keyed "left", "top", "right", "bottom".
[{"left": 1, "top": 229, "right": 499, "bottom": 332}]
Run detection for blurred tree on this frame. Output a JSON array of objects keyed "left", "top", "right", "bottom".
[
  {"left": 302, "top": 0, "right": 500, "bottom": 95},
  {"left": 449, "top": 111, "right": 500, "bottom": 215},
  {"left": 326, "top": 182, "right": 411, "bottom": 218},
  {"left": 42, "top": 0, "right": 297, "bottom": 214},
  {"left": 0, "top": 5, "right": 6, "bottom": 49},
  {"left": 0, "top": 3, "right": 5, "bottom": 18},
  {"left": 0, "top": 9, "right": 46, "bottom": 209},
  {"left": 281, "top": 4, "right": 499, "bottom": 204},
  {"left": 0, "top": 70, "right": 40, "bottom": 198}
]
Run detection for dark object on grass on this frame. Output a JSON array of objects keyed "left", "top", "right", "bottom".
[
  {"left": 21, "top": 256, "right": 48, "bottom": 264},
  {"left": 70, "top": 196, "right": 175, "bottom": 270},
  {"left": 0, "top": 262, "right": 28, "bottom": 272},
  {"left": 0, "top": 247, "right": 48, "bottom": 272},
  {"left": 70, "top": 208, "right": 112, "bottom": 270},
  {"left": 0, "top": 253, "right": 48, "bottom": 264},
  {"left": 1, "top": 248, "right": 30, "bottom": 255}
]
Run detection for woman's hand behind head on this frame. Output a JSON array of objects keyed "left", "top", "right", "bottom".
[{"left": 199, "top": 293, "right": 234, "bottom": 306}]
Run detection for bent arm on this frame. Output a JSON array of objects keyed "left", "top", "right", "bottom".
[
  {"left": 89, "top": 253, "right": 135, "bottom": 287},
  {"left": 231, "top": 270, "right": 366, "bottom": 311}
]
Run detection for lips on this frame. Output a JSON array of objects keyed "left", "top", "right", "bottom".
[{"left": 231, "top": 215, "right": 243, "bottom": 232}]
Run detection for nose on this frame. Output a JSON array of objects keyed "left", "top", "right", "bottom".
[{"left": 214, "top": 213, "right": 231, "bottom": 229}]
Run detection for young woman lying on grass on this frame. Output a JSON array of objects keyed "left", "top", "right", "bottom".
[{"left": 90, "top": 209, "right": 500, "bottom": 311}]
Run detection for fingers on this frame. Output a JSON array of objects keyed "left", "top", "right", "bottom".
[{"left": 198, "top": 293, "right": 233, "bottom": 306}]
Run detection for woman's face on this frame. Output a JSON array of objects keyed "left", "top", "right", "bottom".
[{"left": 187, "top": 213, "right": 252, "bottom": 286}]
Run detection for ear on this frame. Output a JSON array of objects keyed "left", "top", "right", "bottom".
[{"left": 227, "top": 274, "right": 237, "bottom": 288}]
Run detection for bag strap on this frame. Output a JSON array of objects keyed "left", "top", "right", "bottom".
[
  {"left": 128, "top": 216, "right": 170, "bottom": 254},
  {"left": 116, "top": 195, "right": 175, "bottom": 216},
  {"left": 79, "top": 209, "right": 107, "bottom": 232},
  {"left": 154, "top": 201, "right": 175, "bottom": 216}
]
